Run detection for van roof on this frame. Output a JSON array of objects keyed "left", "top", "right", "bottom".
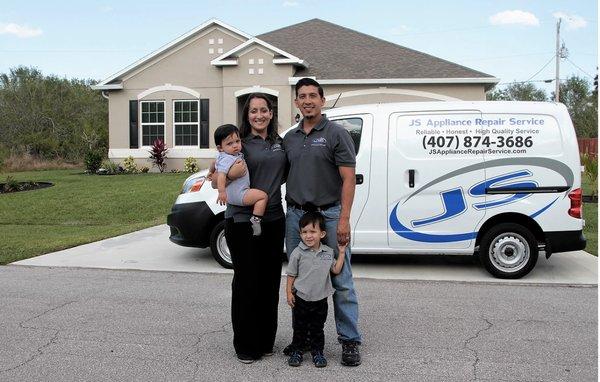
[{"left": 324, "top": 101, "right": 565, "bottom": 117}]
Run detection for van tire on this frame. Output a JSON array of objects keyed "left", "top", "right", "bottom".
[
  {"left": 209, "top": 220, "right": 233, "bottom": 269},
  {"left": 479, "top": 223, "right": 538, "bottom": 279}
]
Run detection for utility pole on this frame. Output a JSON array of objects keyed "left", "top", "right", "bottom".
[{"left": 555, "top": 18, "right": 561, "bottom": 102}]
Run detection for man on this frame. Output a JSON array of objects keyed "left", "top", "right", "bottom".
[{"left": 283, "top": 77, "right": 362, "bottom": 366}]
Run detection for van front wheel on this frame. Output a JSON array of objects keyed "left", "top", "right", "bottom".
[{"left": 479, "top": 223, "right": 538, "bottom": 279}]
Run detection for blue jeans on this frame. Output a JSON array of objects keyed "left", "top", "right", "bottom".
[{"left": 286, "top": 205, "right": 362, "bottom": 343}]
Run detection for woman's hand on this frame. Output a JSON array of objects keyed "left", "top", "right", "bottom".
[
  {"left": 228, "top": 159, "right": 247, "bottom": 180},
  {"left": 217, "top": 190, "right": 227, "bottom": 205},
  {"left": 286, "top": 291, "right": 295, "bottom": 308}
]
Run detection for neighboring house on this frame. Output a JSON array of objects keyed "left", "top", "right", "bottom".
[{"left": 92, "top": 18, "right": 499, "bottom": 169}]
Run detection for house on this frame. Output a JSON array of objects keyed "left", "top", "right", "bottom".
[{"left": 92, "top": 18, "right": 499, "bottom": 169}]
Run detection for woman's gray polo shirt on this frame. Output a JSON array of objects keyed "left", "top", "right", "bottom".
[
  {"left": 286, "top": 242, "right": 336, "bottom": 302},
  {"left": 225, "top": 134, "right": 286, "bottom": 223},
  {"left": 283, "top": 116, "right": 356, "bottom": 206}
]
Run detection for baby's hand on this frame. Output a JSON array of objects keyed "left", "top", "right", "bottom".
[
  {"left": 217, "top": 191, "right": 227, "bottom": 205},
  {"left": 337, "top": 243, "right": 347, "bottom": 256},
  {"left": 287, "top": 292, "right": 295, "bottom": 308}
]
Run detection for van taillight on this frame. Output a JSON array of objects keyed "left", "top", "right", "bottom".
[{"left": 568, "top": 188, "right": 582, "bottom": 218}]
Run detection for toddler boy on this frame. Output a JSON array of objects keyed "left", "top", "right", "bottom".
[
  {"left": 213, "top": 124, "right": 267, "bottom": 235},
  {"left": 286, "top": 211, "right": 346, "bottom": 367}
]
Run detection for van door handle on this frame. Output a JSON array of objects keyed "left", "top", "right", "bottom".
[
  {"left": 408, "top": 169, "right": 415, "bottom": 188},
  {"left": 356, "top": 174, "right": 363, "bottom": 185}
]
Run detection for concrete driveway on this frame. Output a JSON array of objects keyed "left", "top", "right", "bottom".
[{"left": 14, "top": 225, "right": 598, "bottom": 285}]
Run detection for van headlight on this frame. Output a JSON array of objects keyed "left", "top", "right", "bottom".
[{"left": 181, "top": 175, "right": 206, "bottom": 194}]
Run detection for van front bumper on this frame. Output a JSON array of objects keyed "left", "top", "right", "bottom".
[
  {"left": 545, "top": 230, "right": 586, "bottom": 254},
  {"left": 167, "top": 201, "right": 215, "bottom": 248}
]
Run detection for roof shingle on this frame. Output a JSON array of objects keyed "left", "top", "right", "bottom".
[{"left": 258, "top": 18, "right": 494, "bottom": 80}]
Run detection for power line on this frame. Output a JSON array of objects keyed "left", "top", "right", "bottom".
[
  {"left": 524, "top": 55, "right": 557, "bottom": 82},
  {"left": 565, "top": 58, "right": 595, "bottom": 78}
]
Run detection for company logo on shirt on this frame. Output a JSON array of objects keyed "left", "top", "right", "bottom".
[
  {"left": 271, "top": 143, "right": 283, "bottom": 152},
  {"left": 311, "top": 137, "right": 327, "bottom": 147}
]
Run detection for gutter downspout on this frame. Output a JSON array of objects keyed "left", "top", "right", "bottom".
[{"left": 101, "top": 91, "right": 109, "bottom": 100}]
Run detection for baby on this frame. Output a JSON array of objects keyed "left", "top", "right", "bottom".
[{"left": 213, "top": 124, "right": 268, "bottom": 235}]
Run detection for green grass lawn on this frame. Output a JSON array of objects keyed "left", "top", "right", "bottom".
[{"left": 0, "top": 169, "right": 190, "bottom": 264}]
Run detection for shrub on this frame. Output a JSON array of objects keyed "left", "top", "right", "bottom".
[
  {"left": 98, "top": 160, "right": 121, "bottom": 175},
  {"left": 184, "top": 157, "right": 199, "bottom": 173},
  {"left": 581, "top": 153, "right": 598, "bottom": 196},
  {"left": 84, "top": 151, "right": 103, "bottom": 174},
  {"left": 122, "top": 156, "right": 139, "bottom": 174},
  {"left": 3, "top": 176, "right": 20, "bottom": 192},
  {"left": 140, "top": 166, "right": 150, "bottom": 173},
  {"left": 148, "top": 139, "right": 168, "bottom": 173}
]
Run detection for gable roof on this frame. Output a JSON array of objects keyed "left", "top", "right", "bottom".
[
  {"left": 258, "top": 19, "right": 496, "bottom": 84},
  {"left": 93, "top": 19, "right": 251, "bottom": 89},
  {"left": 210, "top": 37, "right": 306, "bottom": 67}
]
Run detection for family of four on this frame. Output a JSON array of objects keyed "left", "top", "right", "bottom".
[{"left": 210, "top": 78, "right": 361, "bottom": 368}]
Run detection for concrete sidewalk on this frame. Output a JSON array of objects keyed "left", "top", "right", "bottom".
[{"left": 14, "top": 225, "right": 598, "bottom": 285}]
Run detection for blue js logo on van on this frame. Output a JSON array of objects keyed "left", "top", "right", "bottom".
[{"left": 389, "top": 158, "right": 574, "bottom": 243}]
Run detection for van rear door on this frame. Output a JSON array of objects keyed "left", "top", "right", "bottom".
[{"left": 387, "top": 111, "right": 487, "bottom": 251}]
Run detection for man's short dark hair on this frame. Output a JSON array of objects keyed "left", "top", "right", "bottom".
[
  {"left": 295, "top": 77, "right": 324, "bottom": 98},
  {"left": 299, "top": 211, "right": 326, "bottom": 231},
  {"left": 214, "top": 124, "right": 240, "bottom": 146}
]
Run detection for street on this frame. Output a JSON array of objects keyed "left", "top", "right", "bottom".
[{"left": 0, "top": 266, "right": 596, "bottom": 381}]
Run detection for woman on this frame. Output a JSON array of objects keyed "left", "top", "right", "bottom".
[{"left": 221, "top": 93, "right": 286, "bottom": 363}]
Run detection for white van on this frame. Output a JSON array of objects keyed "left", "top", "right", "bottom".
[{"left": 167, "top": 101, "right": 586, "bottom": 279}]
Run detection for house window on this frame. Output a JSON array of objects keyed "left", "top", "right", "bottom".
[
  {"left": 140, "top": 101, "right": 165, "bottom": 146},
  {"left": 174, "top": 100, "right": 199, "bottom": 146}
]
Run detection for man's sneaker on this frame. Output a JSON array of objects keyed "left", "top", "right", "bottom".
[
  {"left": 236, "top": 353, "right": 256, "bottom": 364},
  {"left": 341, "top": 341, "right": 361, "bottom": 366},
  {"left": 311, "top": 350, "right": 327, "bottom": 368},
  {"left": 288, "top": 351, "right": 303, "bottom": 367},
  {"left": 283, "top": 343, "right": 309, "bottom": 356}
]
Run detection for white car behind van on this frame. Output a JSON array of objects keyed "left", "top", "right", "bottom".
[{"left": 167, "top": 101, "right": 586, "bottom": 279}]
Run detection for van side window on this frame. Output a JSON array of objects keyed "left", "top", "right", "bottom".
[{"left": 334, "top": 118, "right": 363, "bottom": 153}]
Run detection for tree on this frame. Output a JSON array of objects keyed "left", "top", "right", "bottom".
[
  {"left": 0, "top": 66, "right": 108, "bottom": 160},
  {"left": 487, "top": 82, "right": 548, "bottom": 101},
  {"left": 552, "top": 75, "right": 597, "bottom": 138}
]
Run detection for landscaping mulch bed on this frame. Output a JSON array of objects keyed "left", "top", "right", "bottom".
[{"left": 0, "top": 181, "right": 54, "bottom": 194}]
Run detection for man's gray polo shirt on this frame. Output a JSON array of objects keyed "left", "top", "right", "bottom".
[
  {"left": 286, "top": 242, "right": 336, "bottom": 302},
  {"left": 283, "top": 116, "right": 356, "bottom": 206}
]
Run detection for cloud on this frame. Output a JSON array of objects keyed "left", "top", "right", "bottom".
[
  {"left": 553, "top": 12, "right": 587, "bottom": 30},
  {"left": 0, "top": 23, "right": 43, "bottom": 38},
  {"left": 100, "top": 5, "right": 114, "bottom": 13},
  {"left": 390, "top": 25, "right": 410, "bottom": 35},
  {"left": 489, "top": 10, "right": 540, "bottom": 26},
  {"left": 283, "top": 1, "right": 299, "bottom": 6}
]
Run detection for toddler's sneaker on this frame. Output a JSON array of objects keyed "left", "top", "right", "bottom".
[
  {"left": 311, "top": 350, "right": 327, "bottom": 368},
  {"left": 287, "top": 350, "right": 303, "bottom": 367},
  {"left": 250, "top": 215, "right": 262, "bottom": 236}
]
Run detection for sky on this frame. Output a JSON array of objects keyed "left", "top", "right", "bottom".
[{"left": 0, "top": 0, "right": 597, "bottom": 95}]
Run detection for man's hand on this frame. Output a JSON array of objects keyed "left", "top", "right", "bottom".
[
  {"left": 217, "top": 190, "right": 227, "bottom": 205},
  {"left": 337, "top": 216, "right": 351, "bottom": 246},
  {"left": 287, "top": 292, "right": 295, "bottom": 308},
  {"left": 228, "top": 159, "right": 247, "bottom": 180}
]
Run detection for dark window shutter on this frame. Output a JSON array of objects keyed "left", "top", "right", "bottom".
[
  {"left": 129, "top": 100, "right": 139, "bottom": 148},
  {"left": 200, "top": 99, "right": 209, "bottom": 148}
]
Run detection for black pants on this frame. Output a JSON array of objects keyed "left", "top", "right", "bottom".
[
  {"left": 225, "top": 217, "right": 285, "bottom": 358},
  {"left": 291, "top": 295, "right": 328, "bottom": 352}
]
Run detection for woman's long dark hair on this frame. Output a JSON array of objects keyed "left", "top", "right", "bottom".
[{"left": 239, "top": 93, "right": 280, "bottom": 141}]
